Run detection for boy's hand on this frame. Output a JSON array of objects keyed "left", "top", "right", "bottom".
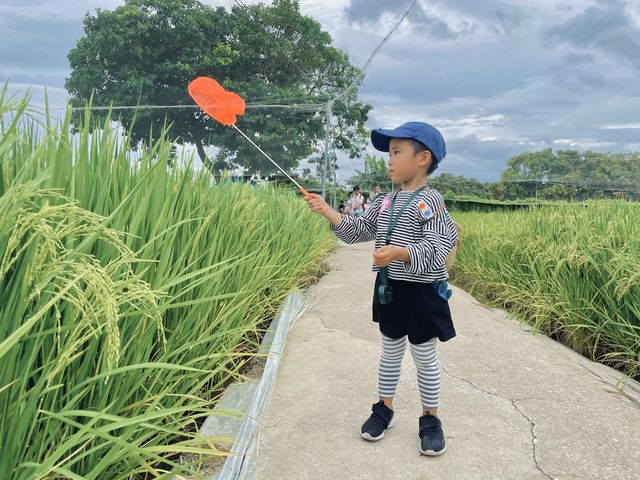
[
  {"left": 304, "top": 193, "right": 346, "bottom": 228},
  {"left": 373, "top": 245, "right": 409, "bottom": 267},
  {"left": 304, "top": 192, "right": 330, "bottom": 215}
]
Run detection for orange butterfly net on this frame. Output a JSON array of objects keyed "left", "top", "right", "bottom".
[{"left": 188, "top": 76, "right": 309, "bottom": 197}]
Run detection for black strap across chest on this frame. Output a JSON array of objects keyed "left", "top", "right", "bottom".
[{"left": 384, "top": 186, "right": 427, "bottom": 245}]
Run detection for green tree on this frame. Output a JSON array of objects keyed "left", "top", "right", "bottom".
[
  {"left": 65, "top": 0, "right": 372, "bottom": 175},
  {"left": 347, "top": 153, "right": 392, "bottom": 191},
  {"left": 501, "top": 149, "right": 640, "bottom": 200}
]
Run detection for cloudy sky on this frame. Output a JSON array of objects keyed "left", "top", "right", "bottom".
[{"left": 2, "top": 0, "right": 640, "bottom": 182}]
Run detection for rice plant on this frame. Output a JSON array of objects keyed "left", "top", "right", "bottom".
[
  {"left": 450, "top": 202, "right": 640, "bottom": 385},
  {"left": 0, "top": 87, "right": 335, "bottom": 478}
]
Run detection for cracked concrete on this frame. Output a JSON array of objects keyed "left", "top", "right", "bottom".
[
  {"left": 441, "top": 366, "right": 552, "bottom": 479},
  {"left": 250, "top": 240, "right": 640, "bottom": 480}
]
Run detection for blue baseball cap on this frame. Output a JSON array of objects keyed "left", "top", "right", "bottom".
[{"left": 370, "top": 121, "right": 447, "bottom": 165}]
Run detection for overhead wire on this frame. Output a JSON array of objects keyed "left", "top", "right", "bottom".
[
  {"left": 306, "top": 0, "right": 421, "bottom": 200},
  {"left": 327, "top": 0, "right": 420, "bottom": 108},
  {"left": 40, "top": 102, "right": 326, "bottom": 112}
]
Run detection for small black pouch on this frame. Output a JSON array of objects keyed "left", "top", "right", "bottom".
[
  {"left": 378, "top": 269, "right": 394, "bottom": 304},
  {"left": 432, "top": 279, "right": 452, "bottom": 301}
]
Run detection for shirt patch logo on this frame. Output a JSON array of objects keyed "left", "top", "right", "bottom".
[{"left": 417, "top": 201, "right": 434, "bottom": 220}]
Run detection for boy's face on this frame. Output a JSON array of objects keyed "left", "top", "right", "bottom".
[{"left": 387, "top": 138, "right": 432, "bottom": 184}]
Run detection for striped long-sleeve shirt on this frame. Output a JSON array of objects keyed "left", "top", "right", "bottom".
[{"left": 329, "top": 188, "right": 458, "bottom": 283}]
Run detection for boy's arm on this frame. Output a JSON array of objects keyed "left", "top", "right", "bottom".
[
  {"left": 328, "top": 195, "right": 383, "bottom": 244},
  {"left": 323, "top": 206, "right": 344, "bottom": 227},
  {"left": 399, "top": 191, "right": 457, "bottom": 275}
]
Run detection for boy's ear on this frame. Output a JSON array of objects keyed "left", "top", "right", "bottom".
[{"left": 419, "top": 149, "right": 432, "bottom": 169}]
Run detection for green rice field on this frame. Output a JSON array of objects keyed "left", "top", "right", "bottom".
[
  {"left": 450, "top": 203, "right": 640, "bottom": 384},
  {"left": 0, "top": 91, "right": 334, "bottom": 478},
  {"left": 2, "top": 87, "right": 639, "bottom": 478}
]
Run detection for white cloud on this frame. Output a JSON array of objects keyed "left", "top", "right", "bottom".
[{"left": 601, "top": 122, "right": 640, "bottom": 129}]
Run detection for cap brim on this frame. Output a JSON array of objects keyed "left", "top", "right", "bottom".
[{"left": 370, "top": 128, "right": 413, "bottom": 152}]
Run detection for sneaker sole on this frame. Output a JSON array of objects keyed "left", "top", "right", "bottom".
[
  {"left": 419, "top": 441, "right": 446, "bottom": 456},
  {"left": 361, "top": 414, "right": 396, "bottom": 441}
]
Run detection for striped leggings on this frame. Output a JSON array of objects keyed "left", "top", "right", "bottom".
[{"left": 378, "top": 332, "right": 441, "bottom": 409}]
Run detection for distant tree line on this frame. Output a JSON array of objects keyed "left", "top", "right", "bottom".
[{"left": 347, "top": 149, "right": 640, "bottom": 201}]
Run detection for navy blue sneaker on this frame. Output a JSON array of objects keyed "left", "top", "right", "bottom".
[
  {"left": 361, "top": 400, "right": 396, "bottom": 441},
  {"left": 418, "top": 412, "right": 446, "bottom": 455}
]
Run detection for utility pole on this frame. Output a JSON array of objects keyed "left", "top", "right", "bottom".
[
  {"left": 331, "top": 151, "right": 337, "bottom": 209},
  {"left": 321, "top": 103, "right": 331, "bottom": 199}
]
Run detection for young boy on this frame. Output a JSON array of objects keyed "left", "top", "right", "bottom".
[{"left": 304, "top": 121, "right": 458, "bottom": 456}]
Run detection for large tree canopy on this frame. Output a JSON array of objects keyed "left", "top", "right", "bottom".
[{"left": 65, "top": 0, "right": 372, "bottom": 174}]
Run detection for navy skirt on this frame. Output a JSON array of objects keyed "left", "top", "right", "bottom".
[{"left": 372, "top": 271, "right": 456, "bottom": 344}]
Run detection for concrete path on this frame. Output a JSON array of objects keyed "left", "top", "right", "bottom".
[{"left": 252, "top": 240, "right": 640, "bottom": 480}]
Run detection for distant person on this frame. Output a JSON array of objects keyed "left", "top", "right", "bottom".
[
  {"left": 372, "top": 184, "right": 384, "bottom": 201},
  {"left": 348, "top": 185, "right": 365, "bottom": 218},
  {"left": 303, "top": 121, "right": 458, "bottom": 456},
  {"left": 362, "top": 193, "right": 371, "bottom": 212}
]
